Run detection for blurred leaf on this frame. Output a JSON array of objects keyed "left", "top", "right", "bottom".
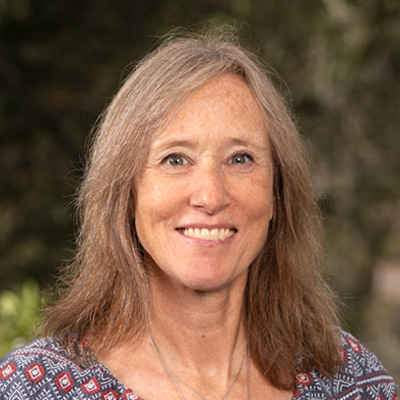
[{"left": 0, "top": 281, "right": 42, "bottom": 355}]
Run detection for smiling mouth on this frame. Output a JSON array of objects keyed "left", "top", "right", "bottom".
[{"left": 177, "top": 227, "right": 236, "bottom": 241}]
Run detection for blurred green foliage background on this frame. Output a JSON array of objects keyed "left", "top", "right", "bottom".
[{"left": 0, "top": 0, "right": 399, "bottom": 383}]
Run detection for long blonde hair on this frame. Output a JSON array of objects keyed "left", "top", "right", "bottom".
[{"left": 43, "top": 29, "right": 341, "bottom": 389}]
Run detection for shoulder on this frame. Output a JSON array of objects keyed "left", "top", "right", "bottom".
[
  {"left": 0, "top": 337, "right": 140, "bottom": 400},
  {"left": 295, "top": 331, "right": 398, "bottom": 399}
]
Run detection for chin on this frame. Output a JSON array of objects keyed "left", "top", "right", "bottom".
[{"left": 180, "top": 269, "right": 248, "bottom": 294}]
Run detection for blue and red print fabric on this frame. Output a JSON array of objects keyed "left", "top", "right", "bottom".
[{"left": 0, "top": 332, "right": 398, "bottom": 399}]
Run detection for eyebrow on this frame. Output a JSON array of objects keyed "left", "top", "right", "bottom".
[
  {"left": 151, "top": 135, "right": 266, "bottom": 152},
  {"left": 151, "top": 139, "right": 197, "bottom": 151},
  {"left": 229, "top": 137, "right": 259, "bottom": 147}
]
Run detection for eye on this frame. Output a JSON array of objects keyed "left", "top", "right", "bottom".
[
  {"left": 162, "top": 153, "right": 188, "bottom": 167},
  {"left": 230, "top": 153, "right": 254, "bottom": 165}
]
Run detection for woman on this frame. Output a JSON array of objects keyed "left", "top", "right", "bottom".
[{"left": 0, "top": 30, "right": 398, "bottom": 400}]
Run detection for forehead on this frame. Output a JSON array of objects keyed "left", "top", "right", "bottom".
[
  {"left": 180, "top": 73, "right": 262, "bottom": 120},
  {"left": 151, "top": 73, "right": 268, "bottom": 148}
]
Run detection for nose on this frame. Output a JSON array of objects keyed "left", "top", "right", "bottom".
[{"left": 189, "top": 164, "right": 230, "bottom": 214}]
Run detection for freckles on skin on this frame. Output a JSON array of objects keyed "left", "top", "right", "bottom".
[
  {"left": 134, "top": 73, "right": 274, "bottom": 293},
  {"left": 183, "top": 79, "right": 267, "bottom": 149}
]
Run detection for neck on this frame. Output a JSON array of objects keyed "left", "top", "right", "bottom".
[{"left": 149, "top": 273, "right": 248, "bottom": 382}]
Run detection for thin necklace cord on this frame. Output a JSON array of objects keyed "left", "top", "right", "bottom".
[
  {"left": 149, "top": 331, "right": 251, "bottom": 400},
  {"left": 175, "top": 343, "right": 247, "bottom": 400}
]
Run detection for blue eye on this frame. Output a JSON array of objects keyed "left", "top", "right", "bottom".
[
  {"left": 231, "top": 153, "right": 253, "bottom": 164},
  {"left": 163, "top": 153, "right": 186, "bottom": 166}
]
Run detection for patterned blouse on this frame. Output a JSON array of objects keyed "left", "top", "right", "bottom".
[{"left": 0, "top": 331, "right": 398, "bottom": 399}]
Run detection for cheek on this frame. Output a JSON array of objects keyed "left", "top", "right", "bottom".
[
  {"left": 141, "top": 172, "right": 186, "bottom": 206},
  {"left": 134, "top": 177, "right": 183, "bottom": 238},
  {"left": 235, "top": 173, "right": 273, "bottom": 218}
]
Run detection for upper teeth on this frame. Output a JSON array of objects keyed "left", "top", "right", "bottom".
[{"left": 179, "top": 228, "right": 235, "bottom": 241}]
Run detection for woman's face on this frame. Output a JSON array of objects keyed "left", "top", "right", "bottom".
[{"left": 135, "top": 74, "right": 274, "bottom": 293}]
